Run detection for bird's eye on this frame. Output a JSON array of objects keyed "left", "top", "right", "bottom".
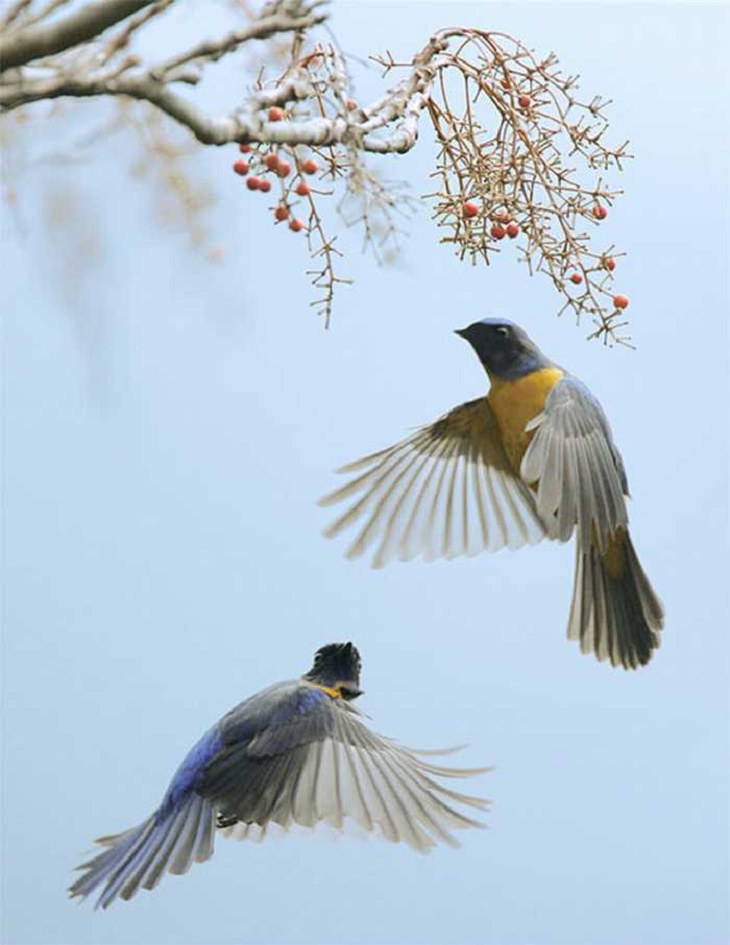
[{"left": 495, "top": 326, "right": 510, "bottom": 338}]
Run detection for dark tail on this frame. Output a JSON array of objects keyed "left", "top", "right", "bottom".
[
  {"left": 69, "top": 793, "right": 216, "bottom": 909},
  {"left": 568, "top": 530, "right": 664, "bottom": 669}
]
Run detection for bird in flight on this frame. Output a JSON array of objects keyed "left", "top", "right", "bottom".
[
  {"left": 320, "top": 320, "right": 664, "bottom": 670},
  {"left": 70, "top": 642, "right": 490, "bottom": 909}
]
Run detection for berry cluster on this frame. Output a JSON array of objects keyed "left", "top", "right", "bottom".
[
  {"left": 419, "top": 28, "right": 634, "bottom": 343},
  {"left": 224, "top": 53, "right": 408, "bottom": 328},
  {"left": 459, "top": 199, "right": 630, "bottom": 311},
  {"left": 223, "top": 34, "right": 634, "bottom": 339},
  {"left": 232, "top": 137, "right": 321, "bottom": 235}
]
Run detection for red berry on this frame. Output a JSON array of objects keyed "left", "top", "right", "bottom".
[
  {"left": 301, "top": 158, "right": 319, "bottom": 175},
  {"left": 295, "top": 180, "right": 311, "bottom": 197},
  {"left": 490, "top": 224, "right": 506, "bottom": 240},
  {"left": 238, "top": 144, "right": 252, "bottom": 153},
  {"left": 518, "top": 94, "right": 531, "bottom": 108},
  {"left": 345, "top": 99, "right": 358, "bottom": 111},
  {"left": 570, "top": 272, "right": 583, "bottom": 285},
  {"left": 276, "top": 161, "right": 291, "bottom": 178},
  {"left": 613, "top": 294, "right": 630, "bottom": 309},
  {"left": 506, "top": 223, "right": 520, "bottom": 239},
  {"left": 592, "top": 205, "right": 608, "bottom": 220},
  {"left": 233, "top": 159, "right": 249, "bottom": 176},
  {"left": 462, "top": 201, "right": 479, "bottom": 219},
  {"left": 500, "top": 78, "right": 511, "bottom": 91},
  {"left": 259, "top": 179, "right": 272, "bottom": 193},
  {"left": 603, "top": 256, "right": 616, "bottom": 271},
  {"left": 246, "top": 176, "right": 262, "bottom": 191},
  {"left": 263, "top": 153, "right": 279, "bottom": 171},
  {"left": 289, "top": 218, "right": 305, "bottom": 233},
  {"left": 268, "top": 106, "right": 284, "bottom": 122},
  {"left": 274, "top": 205, "right": 289, "bottom": 221}
]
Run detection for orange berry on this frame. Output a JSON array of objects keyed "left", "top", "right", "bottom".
[
  {"left": 301, "top": 158, "right": 319, "bottom": 175},
  {"left": 295, "top": 180, "right": 311, "bottom": 197},
  {"left": 274, "top": 205, "right": 289, "bottom": 221},
  {"left": 570, "top": 272, "right": 583, "bottom": 285},
  {"left": 263, "top": 153, "right": 279, "bottom": 171},
  {"left": 518, "top": 94, "right": 531, "bottom": 108},
  {"left": 238, "top": 144, "right": 252, "bottom": 153},
  {"left": 493, "top": 210, "right": 511, "bottom": 224},
  {"left": 462, "top": 201, "right": 479, "bottom": 219},
  {"left": 506, "top": 223, "right": 520, "bottom": 239},
  {"left": 613, "top": 294, "right": 630, "bottom": 309},
  {"left": 603, "top": 256, "right": 616, "bottom": 271},
  {"left": 246, "top": 176, "right": 261, "bottom": 191},
  {"left": 592, "top": 205, "right": 608, "bottom": 220},
  {"left": 289, "top": 218, "right": 305, "bottom": 233},
  {"left": 345, "top": 99, "right": 358, "bottom": 110},
  {"left": 276, "top": 160, "right": 291, "bottom": 178},
  {"left": 259, "top": 179, "right": 272, "bottom": 193},
  {"left": 233, "top": 159, "right": 249, "bottom": 176},
  {"left": 490, "top": 224, "right": 506, "bottom": 240},
  {"left": 500, "top": 78, "right": 511, "bottom": 91},
  {"left": 268, "top": 106, "right": 284, "bottom": 122}
]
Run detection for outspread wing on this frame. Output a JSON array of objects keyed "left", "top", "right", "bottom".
[
  {"left": 200, "top": 687, "right": 490, "bottom": 852},
  {"left": 69, "top": 723, "right": 224, "bottom": 909},
  {"left": 520, "top": 376, "right": 629, "bottom": 549},
  {"left": 319, "top": 398, "right": 545, "bottom": 567}
]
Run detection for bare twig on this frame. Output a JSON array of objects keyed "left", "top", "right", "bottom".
[
  {"left": 413, "top": 28, "right": 633, "bottom": 343},
  {"left": 1, "top": 0, "right": 35, "bottom": 30},
  {"left": 154, "top": 2, "right": 328, "bottom": 77}
]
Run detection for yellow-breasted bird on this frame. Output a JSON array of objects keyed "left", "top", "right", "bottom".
[{"left": 319, "top": 319, "right": 664, "bottom": 670}]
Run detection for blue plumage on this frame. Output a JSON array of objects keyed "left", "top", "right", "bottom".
[
  {"left": 159, "top": 726, "right": 224, "bottom": 819},
  {"left": 71, "top": 643, "right": 490, "bottom": 908},
  {"left": 296, "top": 688, "right": 326, "bottom": 712}
]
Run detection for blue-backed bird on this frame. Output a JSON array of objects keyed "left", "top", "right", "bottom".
[
  {"left": 319, "top": 321, "right": 664, "bottom": 669},
  {"left": 70, "top": 642, "right": 489, "bottom": 909}
]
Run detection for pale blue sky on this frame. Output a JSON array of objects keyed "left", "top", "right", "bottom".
[{"left": 2, "top": 3, "right": 728, "bottom": 944}]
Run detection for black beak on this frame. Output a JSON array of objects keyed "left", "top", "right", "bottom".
[
  {"left": 454, "top": 327, "right": 469, "bottom": 339},
  {"left": 342, "top": 686, "right": 364, "bottom": 701}
]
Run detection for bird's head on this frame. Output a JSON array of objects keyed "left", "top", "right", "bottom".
[
  {"left": 455, "top": 319, "right": 550, "bottom": 380},
  {"left": 303, "top": 642, "right": 363, "bottom": 700}
]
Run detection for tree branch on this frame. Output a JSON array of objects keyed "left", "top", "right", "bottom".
[
  {"left": 1, "top": 0, "right": 35, "bottom": 30},
  {"left": 152, "top": 3, "right": 328, "bottom": 78},
  {"left": 0, "top": 69, "right": 389, "bottom": 148},
  {"left": 0, "top": 0, "right": 156, "bottom": 70},
  {"left": 0, "top": 25, "right": 442, "bottom": 154},
  {"left": 0, "top": 6, "right": 633, "bottom": 337}
]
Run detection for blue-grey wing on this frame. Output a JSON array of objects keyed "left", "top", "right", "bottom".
[
  {"left": 201, "top": 685, "right": 490, "bottom": 852},
  {"left": 319, "top": 398, "right": 545, "bottom": 567},
  {"left": 69, "top": 723, "right": 225, "bottom": 909},
  {"left": 69, "top": 682, "right": 325, "bottom": 908},
  {"left": 521, "top": 375, "right": 629, "bottom": 548}
]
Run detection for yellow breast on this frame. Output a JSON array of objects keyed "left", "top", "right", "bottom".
[{"left": 487, "top": 367, "right": 564, "bottom": 473}]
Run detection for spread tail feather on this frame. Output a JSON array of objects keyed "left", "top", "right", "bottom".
[
  {"left": 69, "top": 794, "right": 216, "bottom": 909},
  {"left": 568, "top": 531, "right": 664, "bottom": 669}
]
